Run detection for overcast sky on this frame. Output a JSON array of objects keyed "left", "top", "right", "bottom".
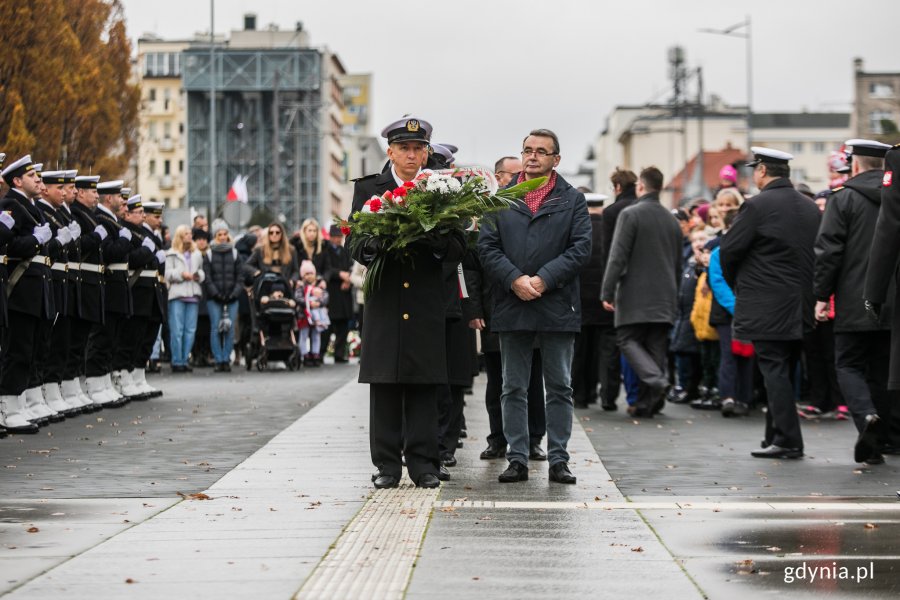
[{"left": 121, "top": 0, "right": 898, "bottom": 172}]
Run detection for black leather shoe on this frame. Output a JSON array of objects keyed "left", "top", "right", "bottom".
[
  {"left": 751, "top": 445, "right": 803, "bottom": 459},
  {"left": 498, "top": 461, "right": 528, "bottom": 482},
  {"left": 626, "top": 405, "right": 652, "bottom": 418},
  {"left": 721, "top": 399, "right": 750, "bottom": 417},
  {"left": 855, "top": 414, "right": 881, "bottom": 463},
  {"left": 480, "top": 444, "right": 506, "bottom": 460},
  {"left": 373, "top": 474, "right": 399, "bottom": 489},
  {"left": 865, "top": 453, "right": 885, "bottom": 465},
  {"left": 691, "top": 397, "right": 721, "bottom": 410},
  {"left": 601, "top": 400, "right": 618, "bottom": 412},
  {"left": 549, "top": 462, "right": 577, "bottom": 484},
  {"left": 416, "top": 473, "right": 440, "bottom": 488},
  {"left": 651, "top": 387, "right": 667, "bottom": 415},
  {"left": 437, "top": 465, "right": 451, "bottom": 481},
  {"left": 5, "top": 422, "right": 39, "bottom": 434},
  {"left": 441, "top": 453, "right": 457, "bottom": 467},
  {"left": 529, "top": 443, "right": 547, "bottom": 461},
  {"left": 459, "top": 429, "right": 467, "bottom": 439}
]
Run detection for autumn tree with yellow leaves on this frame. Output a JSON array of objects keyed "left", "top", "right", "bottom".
[{"left": 0, "top": 0, "right": 139, "bottom": 176}]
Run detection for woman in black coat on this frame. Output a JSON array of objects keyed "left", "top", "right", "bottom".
[{"left": 204, "top": 221, "right": 244, "bottom": 371}]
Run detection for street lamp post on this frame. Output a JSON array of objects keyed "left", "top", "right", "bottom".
[{"left": 700, "top": 15, "right": 753, "bottom": 156}]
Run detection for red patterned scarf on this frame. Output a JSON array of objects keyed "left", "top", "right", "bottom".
[{"left": 518, "top": 170, "right": 558, "bottom": 214}]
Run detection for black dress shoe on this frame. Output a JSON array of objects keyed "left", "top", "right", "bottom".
[
  {"left": 459, "top": 429, "right": 467, "bottom": 439},
  {"left": 416, "top": 473, "right": 440, "bottom": 488},
  {"left": 529, "top": 443, "right": 547, "bottom": 461},
  {"left": 480, "top": 444, "right": 506, "bottom": 460},
  {"left": 626, "top": 405, "right": 652, "bottom": 418},
  {"left": 751, "top": 445, "right": 803, "bottom": 459},
  {"left": 691, "top": 397, "right": 721, "bottom": 410},
  {"left": 549, "top": 462, "right": 577, "bottom": 484},
  {"left": 437, "top": 465, "right": 451, "bottom": 481},
  {"left": 373, "top": 474, "right": 400, "bottom": 489},
  {"left": 721, "top": 399, "right": 750, "bottom": 417},
  {"left": 5, "top": 422, "right": 39, "bottom": 434},
  {"left": 498, "top": 461, "right": 529, "bottom": 482},
  {"left": 601, "top": 401, "right": 618, "bottom": 412},
  {"left": 441, "top": 453, "right": 457, "bottom": 467},
  {"left": 855, "top": 414, "right": 881, "bottom": 463},
  {"left": 865, "top": 453, "right": 885, "bottom": 465}
]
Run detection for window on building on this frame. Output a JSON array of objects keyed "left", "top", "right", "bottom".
[
  {"left": 148, "top": 88, "right": 156, "bottom": 102},
  {"left": 869, "top": 110, "right": 895, "bottom": 134},
  {"left": 813, "top": 142, "right": 826, "bottom": 153},
  {"left": 148, "top": 121, "right": 157, "bottom": 141},
  {"left": 149, "top": 160, "right": 156, "bottom": 176},
  {"left": 178, "top": 160, "right": 184, "bottom": 173},
  {"left": 164, "top": 160, "right": 171, "bottom": 175},
  {"left": 793, "top": 168, "right": 807, "bottom": 182},
  {"left": 869, "top": 82, "right": 894, "bottom": 98},
  {"left": 791, "top": 142, "right": 804, "bottom": 154},
  {"left": 179, "top": 123, "right": 184, "bottom": 134},
  {"left": 163, "top": 122, "right": 171, "bottom": 138}
]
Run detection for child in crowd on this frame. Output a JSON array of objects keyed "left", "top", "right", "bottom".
[
  {"left": 295, "top": 260, "right": 330, "bottom": 366},
  {"left": 690, "top": 237, "right": 721, "bottom": 402},
  {"left": 669, "top": 226, "right": 708, "bottom": 403}
]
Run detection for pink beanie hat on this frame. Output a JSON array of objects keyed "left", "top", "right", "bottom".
[
  {"left": 300, "top": 260, "right": 316, "bottom": 277},
  {"left": 719, "top": 164, "right": 738, "bottom": 183}
]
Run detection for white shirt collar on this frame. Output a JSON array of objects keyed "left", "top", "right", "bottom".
[
  {"left": 390, "top": 165, "right": 421, "bottom": 188},
  {"left": 97, "top": 203, "right": 116, "bottom": 219}
]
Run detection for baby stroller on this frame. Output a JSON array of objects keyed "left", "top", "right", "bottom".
[{"left": 245, "top": 271, "right": 302, "bottom": 371}]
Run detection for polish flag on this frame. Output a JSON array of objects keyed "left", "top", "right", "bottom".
[{"left": 226, "top": 175, "right": 249, "bottom": 203}]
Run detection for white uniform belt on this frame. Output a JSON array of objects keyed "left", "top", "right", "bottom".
[
  {"left": 79, "top": 262, "right": 105, "bottom": 273},
  {"left": 0, "top": 255, "right": 6, "bottom": 265},
  {"left": 21, "top": 255, "right": 51, "bottom": 266},
  {"left": 107, "top": 263, "right": 128, "bottom": 272},
  {"left": 139, "top": 270, "right": 158, "bottom": 278},
  {"left": 51, "top": 262, "right": 69, "bottom": 272}
]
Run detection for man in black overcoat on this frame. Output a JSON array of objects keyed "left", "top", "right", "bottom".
[
  {"left": 349, "top": 116, "right": 465, "bottom": 489},
  {"left": 721, "top": 147, "right": 821, "bottom": 459}
]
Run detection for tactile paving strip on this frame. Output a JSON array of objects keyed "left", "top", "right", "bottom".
[{"left": 295, "top": 482, "right": 439, "bottom": 600}]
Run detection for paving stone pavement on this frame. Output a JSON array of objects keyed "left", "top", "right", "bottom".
[{"left": 2, "top": 366, "right": 899, "bottom": 599}]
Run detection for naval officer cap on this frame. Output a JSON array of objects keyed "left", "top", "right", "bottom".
[
  {"left": 381, "top": 115, "right": 432, "bottom": 145},
  {"left": 64, "top": 170, "right": 78, "bottom": 184},
  {"left": 143, "top": 200, "right": 164, "bottom": 216},
  {"left": 97, "top": 179, "right": 124, "bottom": 196},
  {"left": 121, "top": 187, "right": 132, "bottom": 200},
  {"left": 438, "top": 143, "right": 458, "bottom": 154},
  {"left": 844, "top": 139, "right": 891, "bottom": 158},
  {"left": 746, "top": 146, "right": 793, "bottom": 167},
  {"left": 41, "top": 170, "right": 66, "bottom": 185},
  {"left": 585, "top": 193, "right": 609, "bottom": 207},
  {"left": 125, "top": 194, "right": 143, "bottom": 211},
  {"left": 1, "top": 154, "right": 34, "bottom": 185},
  {"left": 75, "top": 175, "right": 100, "bottom": 189},
  {"left": 33, "top": 163, "right": 43, "bottom": 176},
  {"left": 430, "top": 143, "right": 455, "bottom": 163}
]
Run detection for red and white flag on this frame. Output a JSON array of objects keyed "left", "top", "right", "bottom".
[{"left": 226, "top": 175, "right": 249, "bottom": 203}]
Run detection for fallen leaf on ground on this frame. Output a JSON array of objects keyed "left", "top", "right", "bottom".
[
  {"left": 125, "top": 578, "right": 136, "bottom": 584},
  {"left": 864, "top": 523, "right": 878, "bottom": 529},
  {"left": 177, "top": 492, "right": 212, "bottom": 501},
  {"left": 631, "top": 546, "right": 644, "bottom": 552},
  {"left": 26, "top": 527, "right": 39, "bottom": 533}
]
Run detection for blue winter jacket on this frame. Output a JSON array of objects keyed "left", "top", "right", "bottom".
[{"left": 708, "top": 247, "right": 735, "bottom": 315}]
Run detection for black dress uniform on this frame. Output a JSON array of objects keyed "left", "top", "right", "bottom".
[
  {"left": 865, "top": 144, "right": 900, "bottom": 390},
  {"left": 814, "top": 139, "right": 897, "bottom": 461},
  {"left": 322, "top": 228, "right": 354, "bottom": 362},
  {"left": 135, "top": 213, "right": 167, "bottom": 380},
  {"left": 0, "top": 177, "right": 54, "bottom": 399},
  {"left": 67, "top": 180, "right": 106, "bottom": 388},
  {"left": 721, "top": 149, "right": 821, "bottom": 456},
  {"left": 118, "top": 208, "right": 158, "bottom": 384}
]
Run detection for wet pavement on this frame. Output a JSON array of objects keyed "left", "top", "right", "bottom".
[{"left": 1, "top": 367, "right": 898, "bottom": 598}]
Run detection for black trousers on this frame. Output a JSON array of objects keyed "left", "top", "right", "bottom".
[
  {"left": 86, "top": 312, "right": 125, "bottom": 377},
  {"left": 616, "top": 323, "right": 670, "bottom": 409},
  {"left": 437, "top": 384, "right": 465, "bottom": 456},
  {"left": 136, "top": 317, "right": 162, "bottom": 368},
  {"left": 573, "top": 324, "right": 613, "bottom": 406},
  {"left": 370, "top": 383, "right": 439, "bottom": 482},
  {"left": 43, "top": 314, "right": 70, "bottom": 384},
  {"left": 330, "top": 318, "right": 350, "bottom": 361},
  {"left": 483, "top": 350, "right": 545, "bottom": 447},
  {"left": 65, "top": 316, "right": 94, "bottom": 380},
  {"left": 803, "top": 321, "right": 843, "bottom": 412},
  {"left": 834, "top": 331, "right": 897, "bottom": 441},
  {"left": 192, "top": 314, "right": 211, "bottom": 365},
  {"left": 114, "top": 315, "right": 147, "bottom": 371},
  {"left": 754, "top": 339, "right": 804, "bottom": 449},
  {"left": 0, "top": 311, "right": 42, "bottom": 395},
  {"left": 596, "top": 326, "right": 621, "bottom": 406},
  {"left": 27, "top": 317, "right": 52, "bottom": 388}
]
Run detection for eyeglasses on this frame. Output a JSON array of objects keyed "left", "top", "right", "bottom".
[
  {"left": 521, "top": 148, "right": 557, "bottom": 157},
  {"left": 268, "top": 230, "right": 281, "bottom": 236}
]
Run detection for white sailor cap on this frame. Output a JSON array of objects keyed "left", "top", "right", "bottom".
[
  {"left": 75, "top": 175, "right": 101, "bottom": 189},
  {"left": 125, "top": 194, "right": 143, "bottom": 211},
  {"left": 746, "top": 146, "right": 793, "bottom": 167},
  {"left": 380, "top": 115, "right": 432, "bottom": 144},
  {"left": 143, "top": 201, "right": 164, "bottom": 215},
  {"left": 97, "top": 180, "right": 124, "bottom": 195},
  {"left": 844, "top": 139, "right": 891, "bottom": 158},
  {"left": 437, "top": 143, "right": 458, "bottom": 154},
  {"left": 1, "top": 154, "right": 34, "bottom": 184},
  {"left": 33, "top": 163, "right": 43, "bottom": 174},
  {"left": 121, "top": 187, "right": 132, "bottom": 200},
  {"left": 431, "top": 143, "right": 454, "bottom": 162},
  {"left": 41, "top": 170, "right": 66, "bottom": 184},
  {"left": 64, "top": 170, "right": 78, "bottom": 183},
  {"left": 585, "top": 193, "right": 610, "bottom": 207}
]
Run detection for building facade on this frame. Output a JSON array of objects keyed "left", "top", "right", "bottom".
[{"left": 853, "top": 57, "right": 900, "bottom": 140}]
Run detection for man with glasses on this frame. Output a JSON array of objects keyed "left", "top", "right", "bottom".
[
  {"left": 349, "top": 116, "right": 466, "bottom": 490},
  {"left": 478, "top": 129, "right": 592, "bottom": 484},
  {"left": 720, "top": 147, "right": 820, "bottom": 459}
]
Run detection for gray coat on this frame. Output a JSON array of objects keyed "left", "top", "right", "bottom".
[
  {"left": 478, "top": 174, "right": 592, "bottom": 333},
  {"left": 600, "top": 193, "right": 682, "bottom": 327}
]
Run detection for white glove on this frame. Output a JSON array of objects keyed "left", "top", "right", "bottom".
[
  {"left": 0, "top": 211, "right": 14, "bottom": 229},
  {"left": 68, "top": 221, "right": 81, "bottom": 238},
  {"left": 55, "top": 226, "right": 72, "bottom": 245},
  {"left": 155, "top": 250, "right": 166, "bottom": 264},
  {"left": 33, "top": 223, "right": 52, "bottom": 244},
  {"left": 141, "top": 236, "right": 156, "bottom": 251},
  {"left": 118, "top": 227, "right": 132, "bottom": 241},
  {"left": 93, "top": 224, "right": 108, "bottom": 241}
]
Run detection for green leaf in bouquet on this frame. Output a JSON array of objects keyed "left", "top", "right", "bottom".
[{"left": 497, "top": 176, "right": 548, "bottom": 199}]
